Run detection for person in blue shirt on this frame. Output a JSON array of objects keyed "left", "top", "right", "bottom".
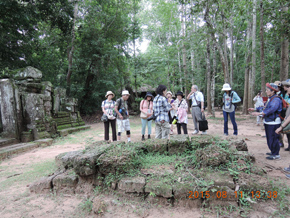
[
  {"left": 252, "top": 83, "right": 282, "bottom": 160},
  {"left": 222, "top": 83, "right": 241, "bottom": 136}
]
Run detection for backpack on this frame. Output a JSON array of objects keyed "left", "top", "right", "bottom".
[
  {"left": 223, "top": 91, "right": 237, "bottom": 109},
  {"left": 269, "top": 96, "right": 288, "bottom": 120}
]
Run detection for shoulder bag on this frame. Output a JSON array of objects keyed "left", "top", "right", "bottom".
[{"left": 198, "top": 112, "right": 208, "bottom": 131}]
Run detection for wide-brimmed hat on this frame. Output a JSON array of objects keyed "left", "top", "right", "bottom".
[
  {"left": 176, "top": 91, "right": 184, "bottom": 97},
  {"left": 105, "top": 91, "right": 115, "bottom": 98},
  {"left": 282, "top": 79, "right": 290, "bottom": 86},
  {"left": 122, "top": 90, "right": 130, "bottom": 96},
  {"left": 274, "top": 81, "right": 282, "bottom": 87},
  {"left": 166, "top": 91, "right": 173, "bottom": 96},
  {"left": 222, "top": 83, "right": 231, "bottom": 91},
  {"left": 266, "top": 83, "right": 279, "bottom": 92},
  {"left": 144, "top": 92, "right": 154, "bottom": 100}
]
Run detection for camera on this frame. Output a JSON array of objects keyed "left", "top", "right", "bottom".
[
  {"left": 172, "top": 115, "right": 178, "bottom": 124},
  {"left": 147, "top": 114, "right": 157, "bottom": 121}
]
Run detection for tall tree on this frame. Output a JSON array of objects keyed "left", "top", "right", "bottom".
[
  {"left": 280, "top": 5, "right": 289, "bottom": 81},
  {"left": 260, "top": 1, "right": 265, "bottom": 96}
]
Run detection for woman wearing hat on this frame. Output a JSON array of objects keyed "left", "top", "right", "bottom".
[
  {"left": 166, "top": 91, "right": 175, "bottom": 135},
  {"left": 140, "top": 92, "right": 154, "bottom": 141},
  {"left": 222, "top": 83, "right": 241, "bottom": 136},
  {"left": 252, "top": 83, "right": 282, "bottom": 160},
  {"left": 101, "top": 91, "right": 117, "bottom": 141},
  {"left": 172, "top": 91, "right": 188, "bottom": 134}
]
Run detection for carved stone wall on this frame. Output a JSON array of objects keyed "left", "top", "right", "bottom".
[{"left": 0, "top": 66, "right": 86, "bottom": 142}]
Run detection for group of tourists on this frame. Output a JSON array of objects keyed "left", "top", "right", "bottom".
[{"left": 101, "top": 83, "right": 242, "bottom": 142}]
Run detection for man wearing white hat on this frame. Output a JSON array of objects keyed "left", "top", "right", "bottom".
[{"left": 115, "top": 90, "right": 131, "bottom": 142}]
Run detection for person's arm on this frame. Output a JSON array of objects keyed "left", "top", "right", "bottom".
[
  {"left": 276, "top": 115, "right": 290, "bottom": 134},
  {"left": 252, "top": 98, "right": 280, "bottom": 117},
  {"left": 187, "top": 91, "right": 194, "bottom": 100},
  {"left": 101, "top": 101, "right": 107, "bottom": 115},
  {"left": 200, "top": 93, "right": 205, "bottom": 112},
  {"left": 253, "top": 96, "right": 258, "bottom": 101},
  {"left": 232, "top": 92, "right": 241, "bottom": 103},
  {"left": 140, "top": 100, "right": 147, "bottom": 114},
  {"left": 114, "top": 101, "right": 123, "bottom": 120}
]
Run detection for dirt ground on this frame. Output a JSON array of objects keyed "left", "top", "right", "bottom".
[{"left": 0, "top": 110, "right": 290, "bottom": 218}]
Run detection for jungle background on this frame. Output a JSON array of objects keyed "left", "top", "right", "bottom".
[{"left": 1, "top": 0, "right": 289, "bottom": 115}]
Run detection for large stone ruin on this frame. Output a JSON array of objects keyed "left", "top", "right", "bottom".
[
  {"left": 30, "top": 135, "right": 274, "bottom": 212},
  {"left": 0, "top": 66, "right": 87, "bottom": 143}
]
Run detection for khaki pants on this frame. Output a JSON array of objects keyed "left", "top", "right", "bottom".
[{"left": 155, "top": 121, "right": 170, "bottom": 139}]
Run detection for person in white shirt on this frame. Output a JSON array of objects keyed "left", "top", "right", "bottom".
[
  {"left": 187, "top": 85, "right": 206, "bottom": 135},
  {"left": 253, "top": 91, "right": 264, "bottom": 126}
]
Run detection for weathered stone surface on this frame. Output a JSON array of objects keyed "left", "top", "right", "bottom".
[
  {"left": 52, "top": 173, "right": 78, "bottom": 194},
  {"left": 142, "top": 139, "right": 168, "bottom": 153},
  {"left": 118, "top": 177, "right": 146, "bottom": 193},
  {"left": 238, "top": 172, "right": 271, "bottom": 190},
  {"left": 190, "top": 135, "right": 215, "bottom": 149},
  {"left": 92, "top": 197, "right": 107, "bottom": 215},
  {"left": 172, "top": 182, "right": 192, "bottom": 199},
  {"left": 145, "top": 180, "right": 172, "bottom": 198},
  {"left": 29, "top": 175, "right": 54, "bottom": 194},
  {"left": 168, "top": 135, "right": 190, "bottom": 155},
  {"left": 55, "top": 150, "right": 84, "bottom": 169},
  {"left": 0, "top": 79, "right": 19, "bottom": 139},
  {"left": 232, "top": 151, "right": 255, "bottom": 162},
  {"left": 97, "top": 142, "right": 137, "bottom": 175},
  {"left": 53, "top": 87, "right": 66, "bottom": 113},
  {"left": 21, "top": 131, "right": 33, "bottom": 142},
  {"left": 14, "top": 66, "right": 42, "bottom": 80},
  {"left": 35, "top": 138, "right": 53, "bottom": 147},
  {"left": 195, "top": 144, "right": 229, "bottom": 167},
  {"left": 229, "top": 139, "right": 248, "bottom": 151}
]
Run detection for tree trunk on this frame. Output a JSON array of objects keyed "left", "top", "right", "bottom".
[
  {"left": 260, "top": 1, "right": 266, "bottom": 96},
  {"left": 204, "top": 6, "right": 229, "bottom": 84},
  {"left": 229, "top": 16, "right": 234, "bottom": 85},
  {"left": 206, "top": 37, "right": 212, "bottom": 114},
  {"left": 66, "top": 1, "right": 78, "bottom": 96},
  {"left": 211, "top": 42, "right": 216, "bottom": 117},
  {"left": 243, "top": 18, "right": 252, "bottom": 114},
  {"left": 181, "top": 3, "right": 189, "bottom": 101},
  {"left": 280, "top": 6, "right": 289, "bottom": 81},
  {"left": 248, "top": 0, "right": 257, "bottom": 109}
]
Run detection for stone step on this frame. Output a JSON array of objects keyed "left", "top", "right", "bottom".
[
  {"left": 0, "top": 138, "right": 53, "bottom": 161},
  {"left": 58, "top": 125, "right": 91, "bottom": 137},
  {"left": 0, "top": 138, "right": 19, "bottom": 148}
]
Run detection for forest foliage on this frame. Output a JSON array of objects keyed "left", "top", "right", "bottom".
[{"left": 1, "top": 0, "right": 289, "bottom": 114}]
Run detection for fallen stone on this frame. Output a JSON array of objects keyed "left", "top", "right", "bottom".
[
  {"left": 168, "top": 135, "right": 190, "bottom": 155},
  {"left": 118, "top": 177, "right": 146, "bottom": 193},
  {"left": 92, "top": 198, "right": 107, "bottom": 215},
  {"left": 145, "top": 180, "right": 172, "bottom": 198},
  {"left": 52, "top": 172, "right": 78, "bottom": 194}
]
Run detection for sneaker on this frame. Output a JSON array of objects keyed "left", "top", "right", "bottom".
[
  {"left": 286, "top": 174, "right": 290, "bottom": 179},
  {"left": 284, "top": 167, "right": 290, "bottom": 173},
  {"left": 266, "top": 155, "right": 281, "bottom": 160},
  {"left": 266, "top": 152, "right": 272, "bottom": 155},
  {"left": 192, "top": 130, "right": 199, "bottom": 135},
  {"left": 170, "top": 130, "right": 173, "bottom": 135},
  {"left": 285, "top": 148, "right": 290, "bottom": 151},
  {"left": 224, "top": 133, "right": 228, "bottom": 136},
  {"left": 279, "top": 143, "right": 284, "bottom": 147},
  {"left": 201, "top": 131, "right": 207, "bottom": 135}
]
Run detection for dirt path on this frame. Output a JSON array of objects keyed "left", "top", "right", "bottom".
[{"left": 0, "top": 110, "right": 290, "bottom": 218}]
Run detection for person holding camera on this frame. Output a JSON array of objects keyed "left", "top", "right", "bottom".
[
  {"left": 115, "top": 90, "right": 131, "bottom": 142},
  {"left": 172, "top": 91, "right": 188, "bottom": 134},
  {"left": 187, "top": 85, "right": 206, "bottom": 135},
  {"left": 253, "top": 91, "right": 264, "bottom": 126},
  {"left": 140, "top": 92, "right": 154, "bottom": 141},
  {"left": 152, "top": 85, "right": 172, "bottom": 139},
  {"left": 101, "top": 91, "right": 117, "bottom": 142}
]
